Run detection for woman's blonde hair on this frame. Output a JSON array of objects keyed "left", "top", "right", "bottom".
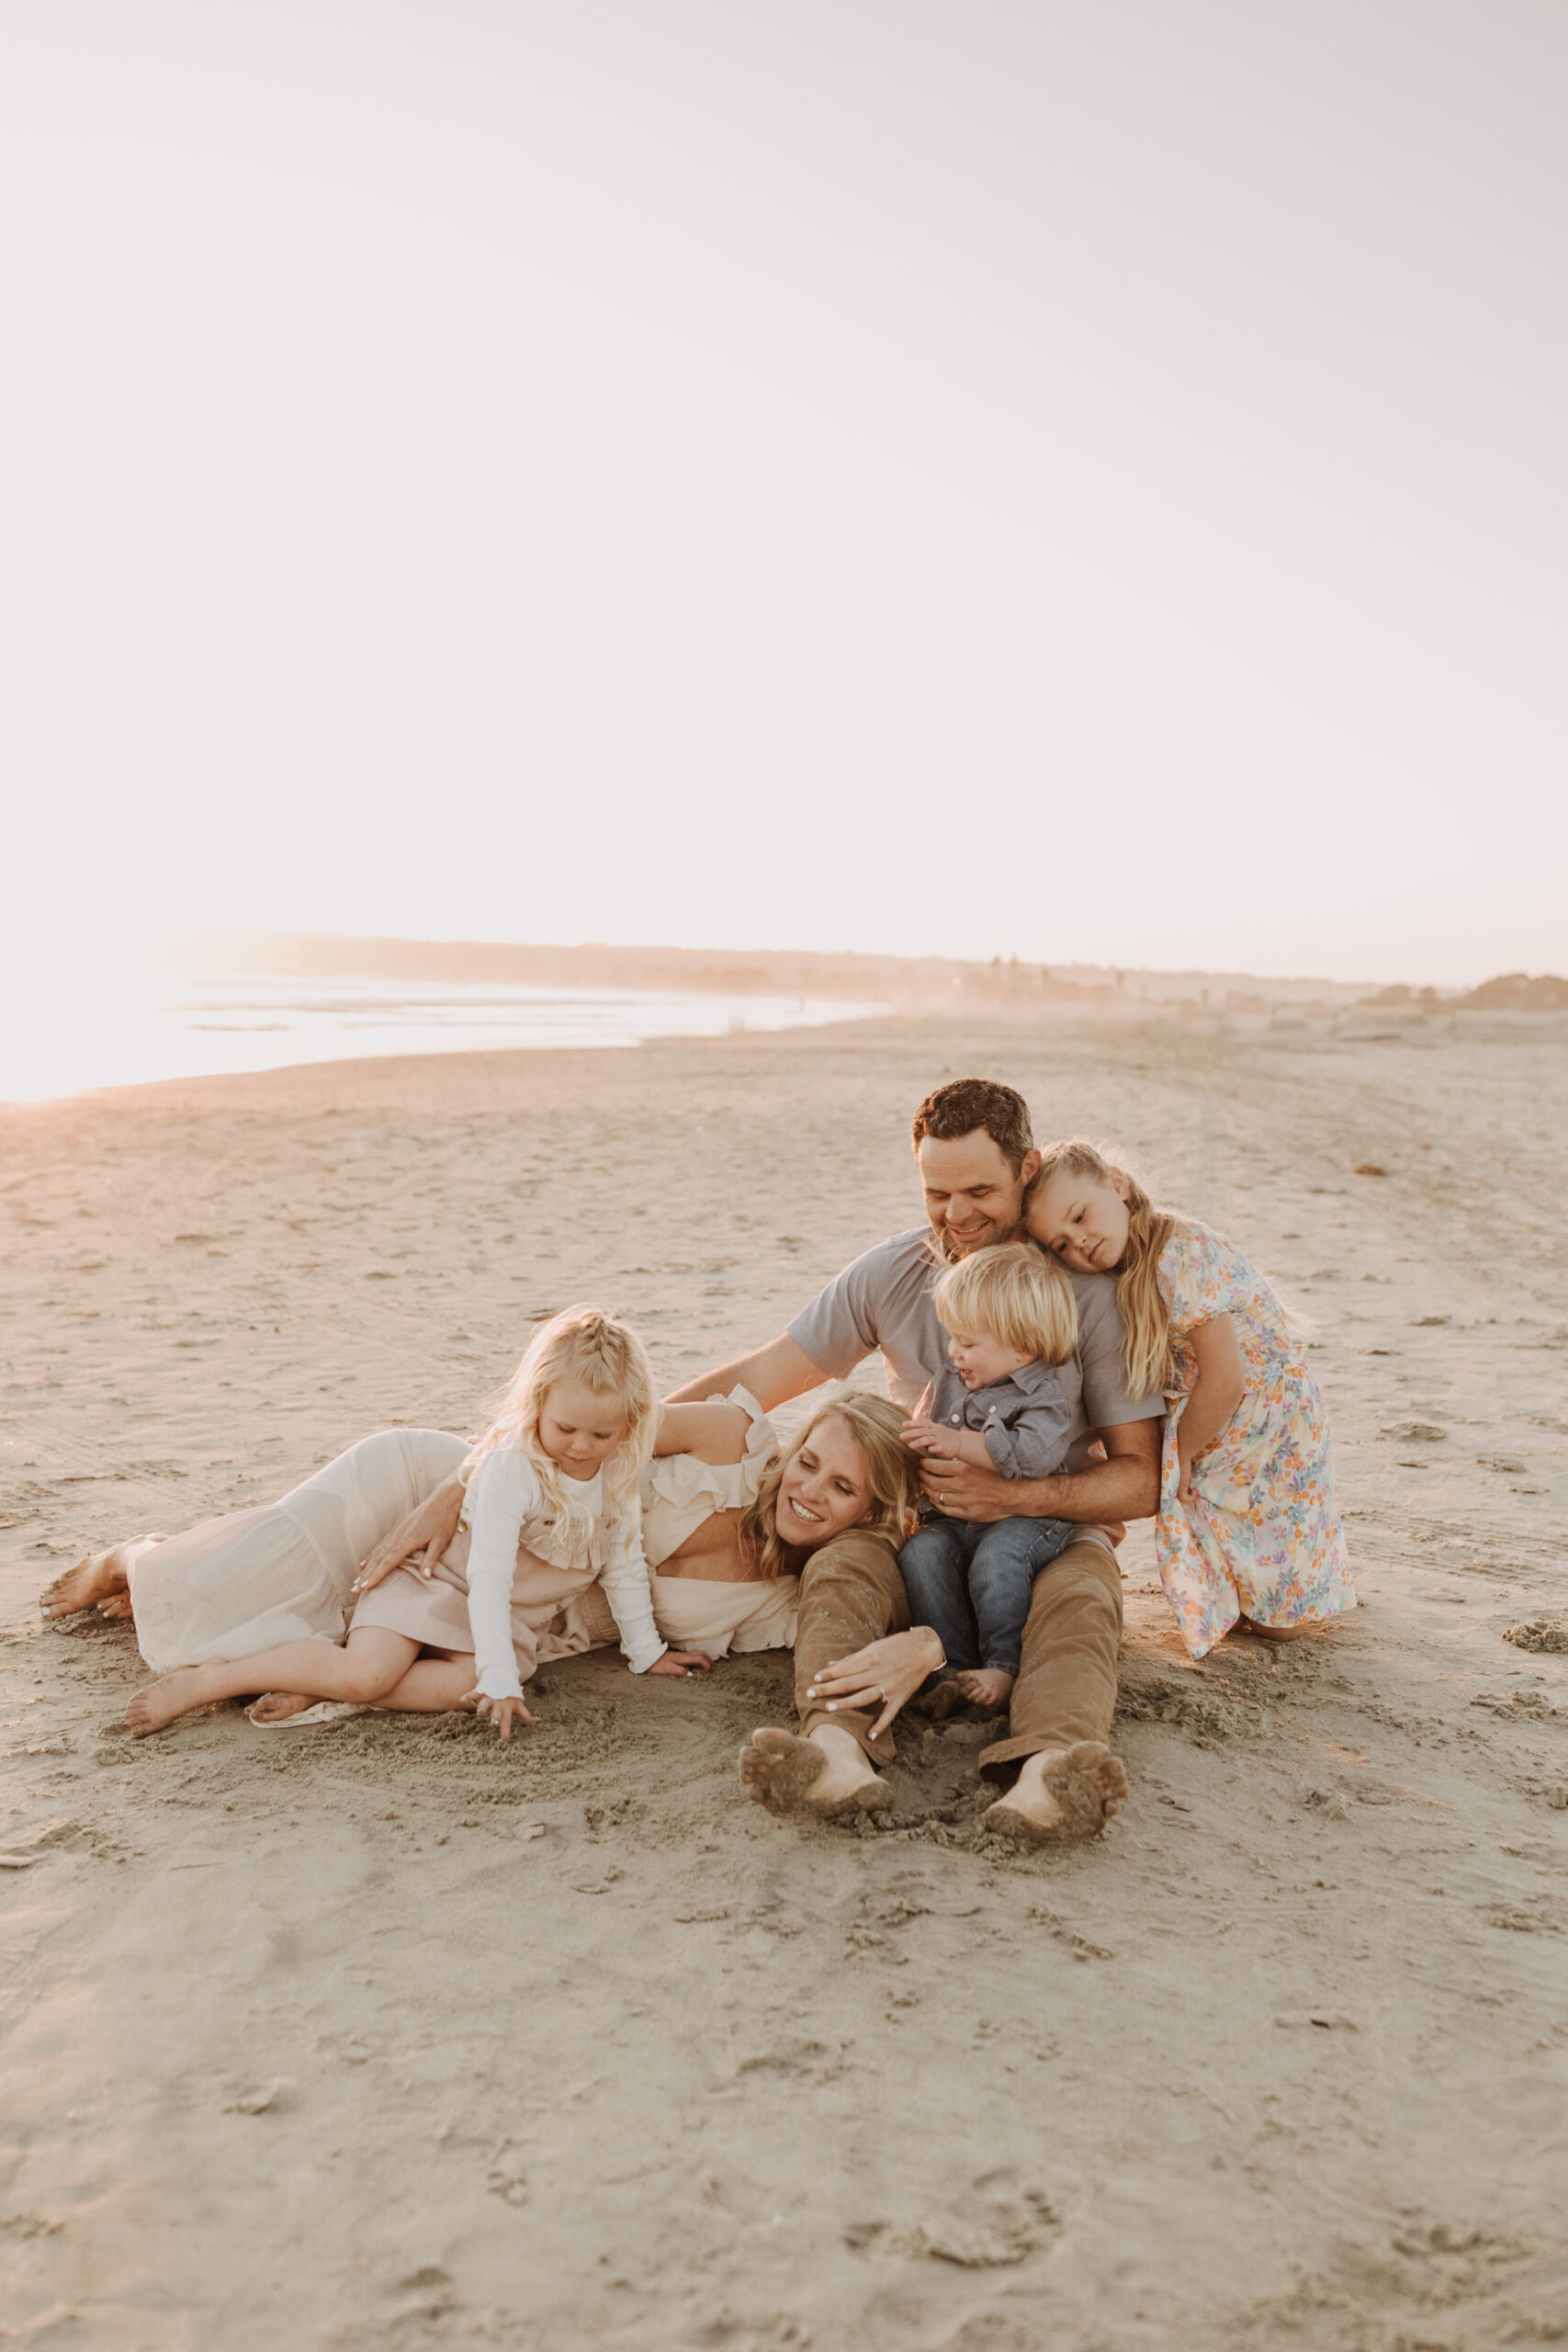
[
  {"left": 933, "top": 1240, "right": 1078, "bottom": 1367},
  {"left": 1028, "top": 1140, "right": 1179, "bottom": 1399},
  {"left": 463, "top": 1305, "right": 657, "bottom": 1545},
  {"left": 739, "top": 1391, "right": 920, "bottom": 1580}
]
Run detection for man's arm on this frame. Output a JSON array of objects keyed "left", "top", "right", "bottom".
[
  {"left": 663, "top": 1335, "right": 830, "bottom": 1412},
  {"left": 653, "top": 1399, "right": 751, "bottom": 1461},
  {"left": 920, "top": 1416, "right": 1161, "bottom": 1526}
]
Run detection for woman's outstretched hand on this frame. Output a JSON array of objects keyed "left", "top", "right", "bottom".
[
  {"left": 647, "top": 1649, "right": 713, "bottom": 1679},
  {"left": 464, "top": 1688, "right": 537, "bottom": 1741},
  {"left": 809, "top": 1626, "right": 945, "bottom": 1744},
  {"left": 353, "top": 1476, "right": 465, "bottom": 1594}
]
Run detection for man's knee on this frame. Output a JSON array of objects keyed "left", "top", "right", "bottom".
[{"left": 1023, "top": 1541, "right": 1123, "bottom": 1640}]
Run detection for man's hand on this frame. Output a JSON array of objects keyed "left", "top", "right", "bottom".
[
  {"left": 919, "top": 1451, "right": 1019, "bottom": 1522},
  {"left": 352, "top": 1475, "right": 465, "bottom": 1594},
  {"left": 923, "top": 1419, "right": 1161, "bottom": 1528}
]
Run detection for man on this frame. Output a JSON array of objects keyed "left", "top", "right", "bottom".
[{"left": 668, "top": 1079, "right": 1162, "bottom": 1842}]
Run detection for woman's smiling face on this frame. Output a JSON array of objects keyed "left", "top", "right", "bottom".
[
  {"left": 773, "top": 1413, "right": 875, "bottom": 1549},
  {"left": 1026, "top": 1168, "right": 1132, "bottom": 1275}
]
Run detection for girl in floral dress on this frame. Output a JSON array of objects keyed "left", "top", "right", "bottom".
[{"left": 1025, "top": 1141, "right": 1355, "bottom": 1659}]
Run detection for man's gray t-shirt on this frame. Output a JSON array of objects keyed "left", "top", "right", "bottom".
[{"left": 787, "top": 1228, "right": 1164, "bottom": 1480}]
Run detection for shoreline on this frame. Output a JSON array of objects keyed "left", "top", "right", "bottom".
[
  {"left": 0, "top": 976, "right": 886, "bottom": 1112},
  {"left": 6, "top": 995, "right": 1563, "bottom": 1120}
]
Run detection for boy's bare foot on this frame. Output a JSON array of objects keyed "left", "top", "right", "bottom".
[
  {"left": 956, "top": 1668, "right": 1016, "bottom": 1713},
  {"left": 739, "top": 1725, "right": 892, "bottom": 1817},
  {"left": 41, "top": 1537, "right": 164, "bottom": 1620},
  {"left": 126, "top": 1664, "right": 225, "bottom": 1736},
  {"left": 248, "top": 1690, "right": 321, "bottom": 1724},
  {"left": 985, "top": 1742, "right": 1129, "bottom": 1845}
]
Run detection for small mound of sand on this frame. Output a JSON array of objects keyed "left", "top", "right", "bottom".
[{"left": 1504, "top": 1618, "right": 1568, "bottom": 1654}]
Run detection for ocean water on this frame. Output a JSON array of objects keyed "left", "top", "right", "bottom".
[{"left": 0, "top": 974, "right": 881, "bottom": 1103}]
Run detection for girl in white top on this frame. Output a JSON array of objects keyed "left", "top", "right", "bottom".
[{"left": 125, "top": 1307, "right": 708, "bottom": 1737}]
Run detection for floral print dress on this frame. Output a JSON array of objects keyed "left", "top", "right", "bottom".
[{"left": 1155, "top": 1221, "right": 1355, "bottom": 1659}]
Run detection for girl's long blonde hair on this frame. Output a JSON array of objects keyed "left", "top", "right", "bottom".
[
  {"left": 463, "top": 1306, "right": 657, "bottom": 1546},
  {"left": 739, "top": 1391, "right": 920, "bottom": 1580},
  {"left": 1028, "top": 1140, "right": 1179, "bottom": 1399}
]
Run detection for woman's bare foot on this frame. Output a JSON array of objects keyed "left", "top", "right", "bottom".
[
  {"left": 739, "top": 1724, "right": 892, "bottom": 1817},
  {"left": 126, "top": 1664, "right": 227, "bottom": 1736},
  {"left": 248, "top": 1690, "right": 321, "bottom": 1724},
  {"left": 985, "top": 1742, "right": 1129, "bottom": 1845},
  {"left": 956, "top": 1668, "right": 1015, "bottom": 1713},
  {"left": 41, "top": 1537, "right": 164, "bottom": 1620}
]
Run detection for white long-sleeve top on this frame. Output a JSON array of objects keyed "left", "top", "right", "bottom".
[{"left": 462, "top": 1448, "right": 666, "bottom": 1702}]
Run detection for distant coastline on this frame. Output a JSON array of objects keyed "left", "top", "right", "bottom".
[{"left": 161, "top": 928, "right": 1568, "bottom": 1019}]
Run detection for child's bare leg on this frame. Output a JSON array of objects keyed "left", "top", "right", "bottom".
[
  {"left": 253, "top": 1650, "right": 484, "bottom": 1724},
  {"left": 370, "top": 1652, "right": 481, "bottom": 1713},
  {"left": 249, "top": 1690, "right": 335, "bottom": 1724},
  {"left": 127, "top": 1629, "right": 421, "bottom": 1736},
  {"left": 957, "top": 1668, "right": 1016, "bottom": 1712}
]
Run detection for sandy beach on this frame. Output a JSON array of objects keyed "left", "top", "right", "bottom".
[{"left": 3, "top": 1008, "right": 1566, "bottom": 2351}]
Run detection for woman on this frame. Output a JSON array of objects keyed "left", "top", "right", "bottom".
[
  {"left": 537, "top": 1389, "right": 918, "bottom": 1671},
  {"left": 41, "top": 1390, "right": 919, "bottom": 1730}
]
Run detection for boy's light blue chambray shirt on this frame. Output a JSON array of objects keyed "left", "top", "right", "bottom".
[{"left": 923, "top": 1355, "right": 1074, "bottom": 1480}]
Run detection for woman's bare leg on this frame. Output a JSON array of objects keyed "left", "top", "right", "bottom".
[
  {"left": 42, "top": 1537, "right": 165, "bottom": 1620},
  {"left": 127, "top": 1628, "right": 421, "bottom": 1736}
]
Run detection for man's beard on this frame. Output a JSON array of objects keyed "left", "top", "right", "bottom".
[{"left": 931, "top": 1214, "right": 1027, "bottom": 1266}]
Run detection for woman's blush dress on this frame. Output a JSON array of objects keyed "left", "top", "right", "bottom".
[
  {"left": 1156, "top": 1223, "right": 1355, "bottom": 1659},
  {"left": 538, "top": 1387, "right": 798, "bottom": 1663}
]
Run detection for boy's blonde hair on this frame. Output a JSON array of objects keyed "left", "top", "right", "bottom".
[
  {"left": 932, "top": 1240, "right": 1078, "bottom": 1368},
  {"left": 1028, "top": 1140, "right": 1178, "bottom": 1398},
  {"left": 740, "top": 1392, "right": 919, "bottom": 1579},
  {"left": 463, "top": 1305, "right": 657, "bottom": 1546}
]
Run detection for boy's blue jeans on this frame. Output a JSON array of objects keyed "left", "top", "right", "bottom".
[{"left": 897, "top": 1513, "right": 1076, "bottom": 1679}]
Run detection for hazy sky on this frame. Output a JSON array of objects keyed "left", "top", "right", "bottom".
[{"left": 4, "top": 1, "right": 1564, "bottom": 986}]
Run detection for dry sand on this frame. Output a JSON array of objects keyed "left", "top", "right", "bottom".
[{"left": 3, "top": 1009, "right": 1567, "bottom": 2351}]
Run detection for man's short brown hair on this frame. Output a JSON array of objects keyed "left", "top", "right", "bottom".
[{"left": 910, "top": 1080, "right": 1033, "bottom": 1176}]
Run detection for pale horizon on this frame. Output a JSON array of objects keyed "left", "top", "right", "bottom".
[{"left": 4, "top": 1, "right": 1565, "bottom": 996}]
